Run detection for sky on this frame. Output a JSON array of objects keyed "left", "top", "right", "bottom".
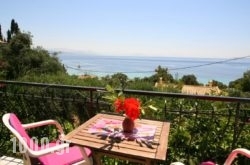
[{"left": 1, "top": 0, "right": 250, "bottom": 58}]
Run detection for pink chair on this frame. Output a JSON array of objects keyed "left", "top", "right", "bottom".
[
  {"left": 2, "top": 113, "right": 92, "bottom": 165},
  {"left": 223, "top": 148, "right": 250, "bottom": 165},
  {"left": 200, "top": 148, "right": 250, "bottom": 165}
]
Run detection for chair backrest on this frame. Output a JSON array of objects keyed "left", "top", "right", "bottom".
[
  {"left": 3, "top": 113, "right": 38, "bottom": 150},
  {"left": 3, "top": 113, "right": 93, "bottom": 165},
  {"left": 224, "top": 148, "right": 250, "bottom": 165}
]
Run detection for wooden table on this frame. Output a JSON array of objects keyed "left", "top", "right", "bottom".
[{"left": 63, "top": 113, "right": 170, "bottom": 165}]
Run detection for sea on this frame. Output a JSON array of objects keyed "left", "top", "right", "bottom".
[{"left": 58, "top": 53, "right": 250, "bottom": 85}]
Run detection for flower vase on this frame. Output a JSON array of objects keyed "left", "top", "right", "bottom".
[{"left": 122, "top": 117, "right": 134, "bottom": 133}]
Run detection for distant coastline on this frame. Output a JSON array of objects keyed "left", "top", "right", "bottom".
[{"left": 58, "top": 53, "right": 250, "bottom": 85}]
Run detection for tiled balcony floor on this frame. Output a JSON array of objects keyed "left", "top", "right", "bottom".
[{"left": 0, "top": 156, "right": 23, "bottom": 165}]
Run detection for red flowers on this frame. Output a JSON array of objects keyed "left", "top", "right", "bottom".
[{"left": 114, "top": 97, "right": 141, "bottom": 120}]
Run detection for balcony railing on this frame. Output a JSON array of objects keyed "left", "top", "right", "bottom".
[{"left": 0, "top": 80, "right": 250, "bottom": 164}]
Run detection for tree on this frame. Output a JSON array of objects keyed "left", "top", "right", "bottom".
[
  {"left": 211, "top": 80, "right": 227, "bottom": 89},
  {"left": 1, "top": 30, "right": 66, "bottom": 79},
  {"left": 3, "top": 32, "right": 33, "bottom": 79},
  {"left": 9, "top": 32, "right": 31, "bottom": 54},
  {"left": 0, "top": 25, "right": 3, "bottom": 41},
  {"left": 6, "top": 19, "right": 20, "bottom": 42},
  {"left": 229, "top": 70, "right": 250, "bottom": 92},
  {"left": 110, "top": 73, "right": 128, "bottom": 89},
  {"left": 7, "top": 30, "right": 11, "bottom": 42},
  {"left": 181, "top": 74, "right": 199, "bottom": 85},
  {"left": 10, "top": 19, "right": 19, "bottom": 35},
  {"left": 241, "top": 70, "right": 250, "bottom": 92},
  {"left": 150, "top": 65, "right": 174, "bottom": 83}
]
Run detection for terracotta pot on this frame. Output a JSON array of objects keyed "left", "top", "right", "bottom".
[{"left": 122, "top": 117, "right": 134, "bottom": 133}]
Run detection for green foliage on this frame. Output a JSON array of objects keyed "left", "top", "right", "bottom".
[
  {"left": 9, "top": 32, "right": 31, "bottom": 54},
  {"left": 19, "top": 72, "right": 105, "bottom": 88},
  {"left": 164, "top": 99, "right": 250, "bottom": 165},
  {"left": 0, "top": 25, "right": 3, "bottom": 41},
  {"left": 103, "top": 73, "right": 128, "bottom": 89},
  {"left": 227, "top": 88, "right": 241, "bottom": 97},
  {"left": 181, "top": 74, "right": 199, "bottom": 85},
  {"left": 0, "top": 20, "right": 67, "bottom": 80},
  {"left": 150, "top": 65, "right": 174, "bottom": 83},
  {"left": 100, "top": 155, "right": 143, "bottom": 165},
  {"left": 4, "top": 19, "right": 20, "bottom": 42},
  {"left": 0, "top": 47, "right": 7, "bottom": 78},
  {"left": 127, "top": 79, "right": 154, "bottom": 90},
  {"left": 241, "top": 70, "right": 250, "bottom": 92},
  {"left": 211, "top": 80, "right": 227, "bottom": 89},
  {"left": 7, "top": 30, "right": 11, "bottom": 42},
  {"left": 10, "top": 19, "right": 20, "bottom": 35},
  {"left": 229, "top": 70, "right": 250, "bottom": 92},
  {"left": 102, "top": 84, "right": 122, "bottom": 103}
]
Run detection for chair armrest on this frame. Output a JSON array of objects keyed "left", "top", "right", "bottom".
[
  {"left": 224, "top": 148, "right": 250, "bottom": 165},
  {"left": 22, "top": 120, "right": 65, "bottom": 138},
  {"left": 27, "top": 142, "right": 70, "bottom": 157}
]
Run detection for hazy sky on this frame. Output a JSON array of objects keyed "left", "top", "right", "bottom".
[{"left": 1, "top": 0, "right": 250, "bottom": 58}]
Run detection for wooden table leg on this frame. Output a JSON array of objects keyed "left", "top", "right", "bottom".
[
  {"left": 145, "top": 159, "right": 151, "bottom": 165},
  {"left": 93, "top": 151, "right": 102, "bottom": 165}
]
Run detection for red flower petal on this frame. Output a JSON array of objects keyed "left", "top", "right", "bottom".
[
  {"left": 114, "top": 98, "right": 124, "bottom": 112},
  {"left": 124, "top": 98, "right": 140, "bottom": 120}
]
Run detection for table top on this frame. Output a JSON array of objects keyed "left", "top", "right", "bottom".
[{"left": 63, "top": 113, "right": 170, "bottom": 161}]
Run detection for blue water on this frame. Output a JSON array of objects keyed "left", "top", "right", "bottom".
[{"left": 58, "top": 53, "right": 250, "bottom": 85}]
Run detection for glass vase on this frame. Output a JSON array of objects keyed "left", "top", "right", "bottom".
[{"left": 122, "top": 117, "right": 134, "bottom": 133}]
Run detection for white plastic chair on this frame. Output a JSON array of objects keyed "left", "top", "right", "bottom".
[
  {"left": 2, "top": 113, "right": 92, "bottom": 165},
  {"left": 223, "top": 148, "right": 250, "bottom": 165},
  {"left": 172, "top": 148, "right": 250, "bottom": 165}
]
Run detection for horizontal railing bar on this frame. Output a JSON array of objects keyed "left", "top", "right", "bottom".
[
  {"left": 1, "top": 80, "right": 250, "bottom": 103},
  {"left": 0, "top": 80, "right": 102, "bottom": 91},
  {"left": 122, "top": 89, "right": 250, "bottom": 103},
  {"left": 0, "top": 92, "right": 86, "bottom": 102}
]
